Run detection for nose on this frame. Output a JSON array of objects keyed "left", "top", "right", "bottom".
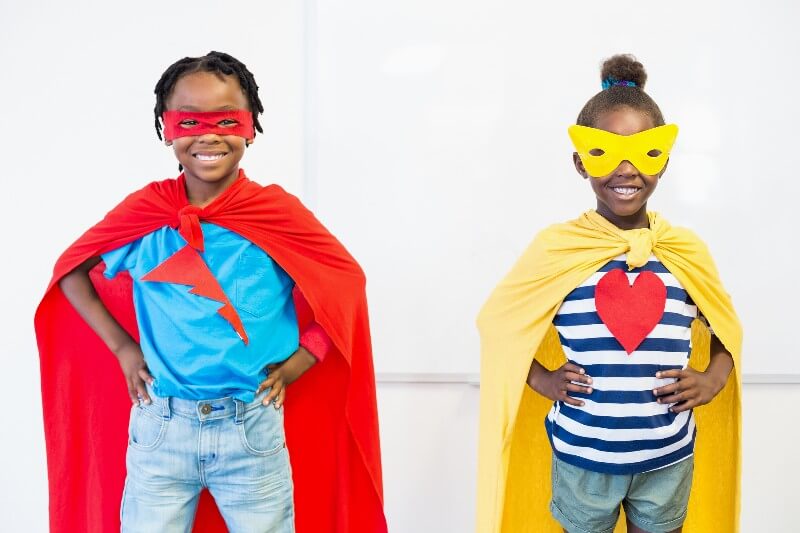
[
  {"left": 196, "top": 133, "right": 222, "bottom": 143},
  {"left": 614, "top": 160, "right": 639, "bottom": 176}
]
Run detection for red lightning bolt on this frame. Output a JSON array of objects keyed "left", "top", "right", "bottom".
[{"left": 141, "top": 245, "right": 249, "bottom": 344}]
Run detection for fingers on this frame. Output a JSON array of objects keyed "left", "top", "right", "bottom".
[
  {"left": 559, "top": 391, "right": 585, "bottom": 407},
  {"left": 653, "top": 377, "right": 685, "bottom": 403},
  {"left": 655, "top": 379, "right": 700, "bottom": 410},
  {"left": 565, "top": 382, "right": 593, "bottom": 395},
  {"left": 256, "top": 375, "right": 276, "bottom": 396},
  {"left": 263, "top": 382, "right": 283, "bottom": 406},
  {"left": 564, "top": 371, "right": 592, "bottom": 386},
  {"left": 670, "top": 400, "right": 696, "bottom": 413},
  {"left": 653, "top": 381, "right": 680, "bottom": 397},
  {"left": 652, "top": 369, "right": 691, "bottom": 397},
  {"left": 655, "top": 369, "right": 686, "bottom": 380},
  {"left": 128, "top": 376, "right": 150, "bottom": 405},
  {"left": 137, "top": 368, "right": 154, "bottom": 386},
  {"left": 273, "top": 387, "right": 286, "bottom": 410},
  {"left": 657, "top": 390, "right": 688, "bottom": 405},
  {"left": 558, "top": 363, "right": 592, "bottom": 405},
  {"left": 126, "top": 382, "right": 139, "bottom": 405},
  {"left": 562, "top": 363, "right": 585, "bottom": 376}
]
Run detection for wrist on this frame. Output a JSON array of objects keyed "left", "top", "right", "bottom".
[
  {"left": 110, "top": 338, "right": 137, "bottom": 358},
  {"left": 294, "top": 346, "right": 317, "bottom": 368},
  {"left": 526, "top": 362, "right": 550, "bottom": 393},
  {"left": 704, "top": 364, "right": 731, "bottom": 395},
  {"left": 711, "top": 371, "right": 729, "bottom": 395}
]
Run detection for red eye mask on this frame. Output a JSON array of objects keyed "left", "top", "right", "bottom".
[{"left": 161, "top": 110, "right": 255, "bottom": 141}]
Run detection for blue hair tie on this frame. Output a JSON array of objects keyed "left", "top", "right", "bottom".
[{"left": 602, "top": 77, "right": 637, "bottom": 90}]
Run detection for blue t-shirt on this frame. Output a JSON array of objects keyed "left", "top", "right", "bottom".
[{"left": 102, "top": 223, "right": 299, "bottom": 402}]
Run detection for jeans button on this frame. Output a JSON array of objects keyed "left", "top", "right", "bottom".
[{"left": 200, "top": 404, "right": 212, "bottom": 415}]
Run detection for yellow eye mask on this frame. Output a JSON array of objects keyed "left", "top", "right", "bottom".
[{"left": 568, "top": 124, "right": 678, "bottom": 177}]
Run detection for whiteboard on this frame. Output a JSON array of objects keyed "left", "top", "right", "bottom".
[{"left": 308, "top": 0, "right": 800, "bottom": 376}]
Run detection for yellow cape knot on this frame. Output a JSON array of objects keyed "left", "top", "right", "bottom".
[{"left": 623, "top": 228, "right": 656, "bottom": 269}]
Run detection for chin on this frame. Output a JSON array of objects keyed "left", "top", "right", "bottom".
[
  {"left": 602, "top": 201, "right": 646, "bottom": 218},
  {"left": 187, "top": 169, "right": 236, "bottom": 183}
]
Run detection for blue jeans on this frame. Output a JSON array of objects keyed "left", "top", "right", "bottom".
[{"left": 120, "top": 386, "right": 295, "bottom": 533}]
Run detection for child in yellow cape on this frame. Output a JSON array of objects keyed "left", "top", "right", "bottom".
[{"left": 477, "top": 55, "right": 742, "bottom": 533}]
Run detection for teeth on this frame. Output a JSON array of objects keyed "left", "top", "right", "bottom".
[
  {"left": 612, "top": 187, "right": 639, "bottom": 195},
  {"left": 195, "top": 153, "right": 225, "bottom": 161}
]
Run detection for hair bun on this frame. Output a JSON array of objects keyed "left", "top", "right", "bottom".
[{"left": 600, "top": 54, "right": 647, "bottom": 89}]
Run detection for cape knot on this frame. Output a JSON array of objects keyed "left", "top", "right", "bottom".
[
  {"left": 178, "top": 205, "right": 203, "bottom": 218},
  {"left": 624, "top": 228, "right": 657, "bottom": 269},
  {"left": 177, "top": 205, "right": 205, "bottom": 251}
]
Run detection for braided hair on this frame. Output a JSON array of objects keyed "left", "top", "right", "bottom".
[
  {"left": 576, "top": 54, "right": 665, "bottom": 128},
  {"left": 153, "top": 51, "right": 265, "bottom": 140}
]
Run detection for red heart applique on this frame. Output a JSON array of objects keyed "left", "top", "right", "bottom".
[{"left": 595, "top": 269, "right": 666, "bottom": 354}]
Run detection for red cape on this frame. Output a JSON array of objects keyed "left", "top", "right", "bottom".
[{"left": 34, "top": 171, "right": 386, "bottom": 533}]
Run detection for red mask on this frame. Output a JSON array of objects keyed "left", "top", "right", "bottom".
[{"left": 161, "top": 110, "right": 255, "bottom": 142}]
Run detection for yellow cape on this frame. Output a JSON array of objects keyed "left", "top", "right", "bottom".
[{"left": 476, "top": 210, "right": 742, "bottom": 533}]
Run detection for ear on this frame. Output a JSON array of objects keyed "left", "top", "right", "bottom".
[
  {"left": 573, "top": 152, "right": 589, "bottom": 179},
  {"left": 164, "top": 139, "right": 173, "bottom": 147},
  {"left": 246, "top": 138, "right": 254, "bottom": 147}
]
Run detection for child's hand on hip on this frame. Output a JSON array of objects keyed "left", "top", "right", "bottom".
[
  {"left": 116, "top": 342, "right": 154, "bottom": 405},
  {"left": 653, "top": 367, "right": 727, "bottom": 413},
  {"left": 526, "top": 360, "right": 593, "bottom": 407},
  {"left": 256, "top": 347, "right": 317, "bottom": 409},
  {"left": 654, "top": 337, "right": 734, "bottom": 413}
]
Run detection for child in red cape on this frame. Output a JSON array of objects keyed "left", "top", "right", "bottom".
[{"left": 34, "top": 51, "right": 386, "bottom": 533}]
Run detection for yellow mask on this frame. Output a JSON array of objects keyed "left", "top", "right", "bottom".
[{"left": 568, "top": 124, "right": 678, "bottom": 177}]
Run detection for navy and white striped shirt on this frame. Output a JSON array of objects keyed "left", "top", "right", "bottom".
[{"left": 545, "top": 254, "right": 697, "bottom": 474}]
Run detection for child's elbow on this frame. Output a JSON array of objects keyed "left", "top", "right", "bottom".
[{"left": 59, "top": 257, "right": 101, "bottom": 289}]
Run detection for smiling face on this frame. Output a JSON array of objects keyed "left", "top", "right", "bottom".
[
  {"left": 573, "top": 106, "right": 666, "bottom": 230},
  {"left": 165, "top": 71, "right": 251, "bottom": 204}
]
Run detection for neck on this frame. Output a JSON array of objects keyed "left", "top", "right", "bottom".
[
  {"left": 595, "top": 202, "right": 649, "bottom": 230},
  {"left": 184, "top": 168, "right": 240, "bottom": 208}
]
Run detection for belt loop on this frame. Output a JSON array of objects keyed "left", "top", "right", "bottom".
[
  {"left": 234, "top": 399, "right": 244, "bottom": 425},
  {"left": 163, "top": 395, "right": 172, "bottom": 421}
]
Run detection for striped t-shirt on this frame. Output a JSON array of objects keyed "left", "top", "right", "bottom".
[{"left": 545, "top": 254, "right": 698, "bottom": 474}]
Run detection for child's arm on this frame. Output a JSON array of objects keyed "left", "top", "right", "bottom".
[
  {"left": 652, "top": 334, "right": 734, "bottom": 413},
  {"left": 59, "top": 257, "right": 154, "bottom": 405},
  {"left": 526, "top": 359, "right": 594, "bottom": 407}
]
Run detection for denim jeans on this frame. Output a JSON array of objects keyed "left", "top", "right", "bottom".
[{"left": 120, "top": 386, "right": 294, "bottom": 533}]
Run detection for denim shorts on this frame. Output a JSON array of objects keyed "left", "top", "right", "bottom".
[
  {"left": 120, "top": 386, "right": 294, "bottom": 533},
  {"left": 550, "top": 454, "right": 694, "bottom": 533}
]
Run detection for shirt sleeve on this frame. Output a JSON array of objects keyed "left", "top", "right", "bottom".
[
  {"left": 293, "top": 285, "right": 333, "bottom": 362},
  {"left": 300, "top": 321, "right": 333, "bottom": 362},
  {"left": 100, "top": 240, "right": 139, "bottom": 279}
]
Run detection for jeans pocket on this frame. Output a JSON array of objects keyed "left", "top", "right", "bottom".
[
  {"left": 238, "top": 404, "right": 286, "bottom": 456},
  {"left": 128, "top": 405, "right": 167, "bottom": 451}
]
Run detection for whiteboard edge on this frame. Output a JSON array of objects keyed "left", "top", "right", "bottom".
[{"left": 375, "top": 373, "right": 800, "bottom": 385}]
